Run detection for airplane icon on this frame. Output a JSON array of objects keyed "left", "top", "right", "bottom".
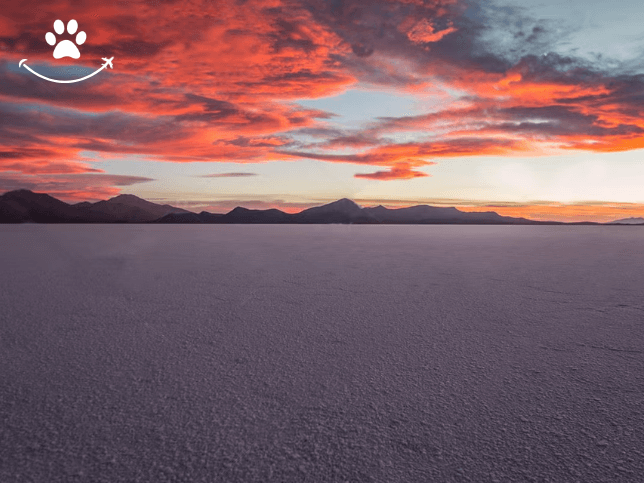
[{"left": 19, "top": 55, "right": 115, "bottom": 83}]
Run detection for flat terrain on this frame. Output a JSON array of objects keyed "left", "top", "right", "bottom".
[{"left": 1, "top": 225, "right": 643, "bottom": 482}]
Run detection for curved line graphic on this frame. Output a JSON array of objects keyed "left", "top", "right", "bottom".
[{"left": 19, "top": 59, "right": 112, "bottom": 84}]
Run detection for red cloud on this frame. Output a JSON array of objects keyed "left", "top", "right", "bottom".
[
  {"left": 1, "top": 0, "right": 644, "bottom": 196},
  {"left": 399, "top": 17, "right": 457, "bottom": 44},
  {"left": 355, "top": 164, "right": 429, "bottom": 180},
  {"left": 0, "top": 173, "right": 153, "bottom": 201}
]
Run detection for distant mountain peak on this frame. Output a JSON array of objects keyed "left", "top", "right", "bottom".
[
  {"left": 0, "top": 187, "right": 551, "bottom": 224},
  {"left": 228, "top": 206, "right": 250, "bottom": 214},
  {"left": 608, "top": 217, "right": 644, "bottom": 225},
  {"left": 2, "top": 189, "right": 63, "bottom": 203},
  {"left": 333, "top": 198, "right": 361, "bottom": 208},
  {"left": 313, "top": 198, "right": 363, "bottom": 214},
  {"left": 3, "top": 189, "right": 44, "bottom": 199},
  {"left": 106, "top": 194, "right": 146, "bottom": 203},
  {"left": 290, "top": 197, "right": 374, "bottom": 223},
  {"left": 7, "top": 189, "right": 34, "bottom": 194}
]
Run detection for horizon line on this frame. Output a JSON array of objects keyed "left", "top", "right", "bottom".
[{"left": 3, "top": 188, "right": 644, "bottom": 225}]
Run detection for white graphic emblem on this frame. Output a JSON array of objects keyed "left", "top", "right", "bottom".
[
  {"left": 47, "top": 19, "right": 86, "bottom": 59},
  {"left": 19, "top": 19, "right": 115, "bottom": 84}
]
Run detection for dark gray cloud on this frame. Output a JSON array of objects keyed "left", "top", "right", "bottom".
[{"left": 0, "top": 173, "right": 154, "bottom": 193}]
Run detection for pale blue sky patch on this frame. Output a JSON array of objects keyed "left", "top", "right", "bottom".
[
  {"left": 500, "top": 0, "right": 644, "bottom": 67},
  {"left": 297, "top": 89, "right": 423, "bottom": 127}
]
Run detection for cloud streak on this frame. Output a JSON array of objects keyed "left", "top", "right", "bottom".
[
  {"left": 198, "top": 172, "right": 258, "bottom": 178},
  {"left": 0, "top": 173, "right": 154, "bottom": 201}
]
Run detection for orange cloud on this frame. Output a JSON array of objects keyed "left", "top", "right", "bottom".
[
  {"left": 399, "top": 17, "right": 457, "bottom": 44},
  {"left": 2, "top": 0, "right": 644, "bottom": 197},
  {"left": 458, "top": 203, "right": 644, "bottom": 223},
  {"left": 355, "top": 164, "right": 429, "bottom": 180},
  {"left": 0, "top": 173, "right": 153, "bottom": 201}
]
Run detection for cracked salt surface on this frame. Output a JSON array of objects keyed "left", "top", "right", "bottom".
[{"left": 1, "top": 225, "right": 643, "bottom": 482}]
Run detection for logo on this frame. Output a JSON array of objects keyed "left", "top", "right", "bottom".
[{"left": 19, "top": 19, "right": 114, "bottom": 84}]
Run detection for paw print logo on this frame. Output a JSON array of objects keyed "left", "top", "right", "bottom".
[
  {"left": 20, "top": 18, "right": 113, "bottom": 83},
  {"left": 45, "top": 19, "right": 86, "bottom": 59}
]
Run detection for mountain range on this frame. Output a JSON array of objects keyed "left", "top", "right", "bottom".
[
  {"left": 0, "top": 190, "right": 189, "bottom": 223},
  {"left": 607, "top": 217, "right": 644, "bottom": 225},
  {"left": 0, "top": 189, "right": 634, "bottom": 225}
]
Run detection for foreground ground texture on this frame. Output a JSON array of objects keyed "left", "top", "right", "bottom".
[{"left": 1, "top": 225, "right": 643, "bottom": 482}]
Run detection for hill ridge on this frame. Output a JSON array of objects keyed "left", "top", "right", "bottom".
[{"left": 0, "top": 189, "right": 609, "bottom": 225}]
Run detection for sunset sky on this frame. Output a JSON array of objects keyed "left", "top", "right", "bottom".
[{"left": 2, "top": 0, "right": 644, "bottom": 221}]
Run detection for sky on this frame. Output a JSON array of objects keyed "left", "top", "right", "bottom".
[{"left": 2, "top": 0, "right": 644, "bottom": 221}]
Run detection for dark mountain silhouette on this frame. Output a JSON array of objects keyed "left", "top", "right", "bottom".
[
  {"left": 153, "top": 207, "right": 292, "bottom": 224},
  {"left": 362, "top": 204, "right": 531, "bottom": 224},
  {"left": 0, "top": 189, "right": 109, "bottom": 223},
  {"left": 73, "top": 201, "right": 93, "bottom": 209},
  {"left": 0, "top": 189, "right": 612, "bottom": 225},
  {"left": 0, "top": 190, "right": 187, "bottom": 223},
  {"left": 608, "top": 217, "right": 644, "bottom": 225},
  {"left": 219, "top": 207, "right": 292, "bottom": 223},
  {"left": 78, "top": 194, "right": 190, "bottom": 222},
  {"left": 291, "top": 198, "right": 378, "bottom": 224},
  {"left": 197, "top": 211, "right": 225, "bottom": 223},
  {"left": 154, "top": 212, "right": 204, "bottom": 223},
  {"left": 364, "top": 204, "right": 460, "bottom": 222}
]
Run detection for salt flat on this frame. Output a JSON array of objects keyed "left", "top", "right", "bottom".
[{"left": 1, "top": 225, "right": 643, "bottom": 482}]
